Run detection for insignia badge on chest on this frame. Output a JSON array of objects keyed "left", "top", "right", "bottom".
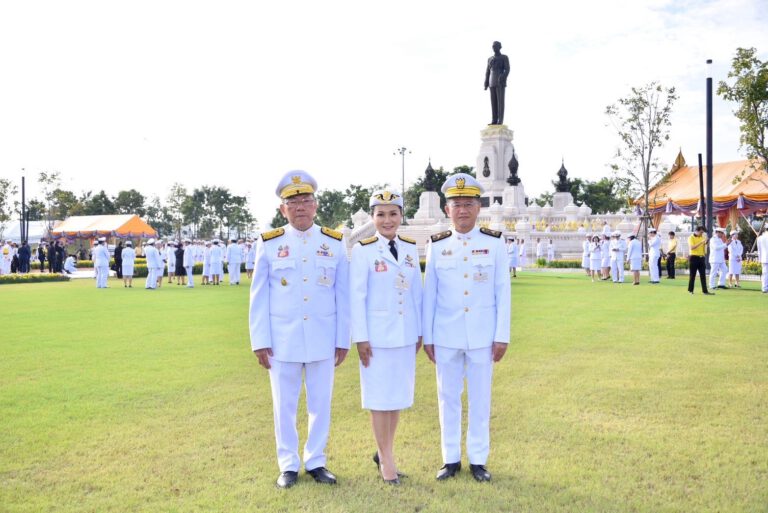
[
  {"left": 395, "top": 272, "right": 409, "bottom": 290},
  {"left": 277, "top": 245, "right": 290, "bottom": 258},
  {"left": 374, "top": 259, "right": 388, "bottom": 272},
  {"left": 317, "top": 243, "right": 333, "bottom": 257},
  {"left": 441, "top": 249, "right": 453, "bottom": 256},
  {"left": 280, "top": 277, "right": 288, "bottom": 286},
  {"left": 472, "top": 249, "right": 489, "bottom": 255},
  {"left": 404, "top": 254, "right": 415, "bottom": 268}
]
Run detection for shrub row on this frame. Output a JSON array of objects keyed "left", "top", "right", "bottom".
[
  {"left": 540, "top": 258, "right": 761, "bottom": 274},
  {"left": 0, "top": 273, "right": 70, "bottom": 285}
]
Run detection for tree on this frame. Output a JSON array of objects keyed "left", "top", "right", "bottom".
[
  {"left": 113, "top": 189, "right": 146, "bottom": 216},
  {"left": 37, "top": 171, "right": 62, "bottom": 232},
  {"left": 0, "top": 178, "right": 18, "bottom": 238},
  {"left": 717, "top": 47, "right": 768, "bottom": 175},
  {"left": 202, "top": 186, "right": 233, "bottom": 239},
  {"left": 165, "top": 183, "right": 187, "bottom": 239},
  {"left": 144, "top": 195, "right": 173, "bottom": 237},
  {"left": 181, "top": 189, "right": 206, "bottom": 238},
  {"left": 269, "top": 208, "right": 288, "bottom": 229},
  {"left": 606, "top": 82, "right": 678, "bottom": 239},
  {"left": 571, "top": 177, "right": 627, "bottom": 214},
  {"left": 82, "top": 190, "right": 116, "bottom": 215},
  {"left": 315, "top": 189, "right": 348, "bottom": 228},
  {"left": 25, "top": 199, "right": 46, "bottom": 221},
  {"left": 534, "top": 192, "right": 553, "bottom": 207}
]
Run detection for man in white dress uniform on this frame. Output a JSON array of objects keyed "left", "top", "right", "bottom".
[
  {"left": 92, "top": 237, "right": 110, "bottom": 288},
  {"left": 423, "top": 173, "right": 511, "bottom": 483},
  {"left": 757, "top": 225, "right": 768, "bottom": 293},
  {"left": 647, "top": 228, "right": 661, "bottom": 283},
  {"left": 144, "top": 239, "right": 161, "bottom": 289},
  {"left": 249, "top": 171, "right": 350, "bottom": 489},
  {"left": 708, "top": 227, "right": 728, "bottom": 290},
  {"left": 609, "top": 231, "right": 626, "bottom": 283},
  {"left": 226, "top": 238, "right": 242, "bottom": 285}
]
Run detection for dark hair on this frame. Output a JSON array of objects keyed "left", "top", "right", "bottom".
[
  {"left": 371, "top": 204, "right": 403, "bottom": 216},
  {"left": 695, "top": 225, "right": 705, "bottom": 232},
  {"left": 668, "top": 231, "right": 675, "bottom": 236}
]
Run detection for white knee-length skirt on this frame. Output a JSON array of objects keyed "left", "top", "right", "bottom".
[
  {"left": 360, "top": 344, "right": 416, "bottom": 411},
  {"left": 590, "top": 258, "right": 601, "bottom": 271}
]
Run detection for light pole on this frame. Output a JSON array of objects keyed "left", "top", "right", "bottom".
[{"left": 393, "top": 147, "right": 411, "bottom": 222}]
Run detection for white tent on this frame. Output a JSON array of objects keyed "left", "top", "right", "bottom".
[{"left": 0, "top": 221, "right": 55, "bottom": 244}]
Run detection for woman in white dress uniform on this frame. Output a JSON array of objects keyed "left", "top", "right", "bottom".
[
  {"left": 121, "top": 241, "right": 136, "bottom": 288},
  {"left": 589, "top": 235, "right": 602, "bottom": 282},
  {"left": 350, "top": 189, "right": 422, "bottom": 485},
  {"left": 727, "top": 231, "right": 743, "bottom": 288}
]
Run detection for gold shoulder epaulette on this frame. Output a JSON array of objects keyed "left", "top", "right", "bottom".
[
  {"left": 261, "top": 228, "right": 285, "bottom": 241},
  {"left": 359, "top": 236, "right": 378, "bottom": 246},
  {"left": 398, "top": 234, "right": 416, "bottom": 245},
  {"left": 321, "top": 227, "right": 343, "bottom": 241},
  {"left": 480, "top": 227, "right": 502, "bottom": 238},
  {"left": 430, "top": 230, "right": 452, "bottom": 243}
]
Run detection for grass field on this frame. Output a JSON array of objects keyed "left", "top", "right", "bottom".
[{"left": 1, "top": 273, "right": 766, "bottom": 513}]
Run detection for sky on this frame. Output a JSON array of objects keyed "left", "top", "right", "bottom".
[{"left": 0, "top": 0, "right": 765, "bottom": 229}]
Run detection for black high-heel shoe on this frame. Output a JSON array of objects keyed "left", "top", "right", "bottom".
[{"left": 373, "top": 452, "right": 406, "bottom": 479}]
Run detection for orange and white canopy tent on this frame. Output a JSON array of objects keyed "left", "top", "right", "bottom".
[
  {"left": 51, "top": 214, "right": 157, "bottom": 240},
  {"left": 640, "top": 151, "right": 768, "bottom": 229}
]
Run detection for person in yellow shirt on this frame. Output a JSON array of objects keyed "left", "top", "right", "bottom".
[
  {"left": 665, "top": 231, "right": 678, "bottom": 279},
  {"left": 687, "top": 226, "right": 714, "bottom": 295}
]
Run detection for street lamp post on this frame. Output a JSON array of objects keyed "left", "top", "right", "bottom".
[{"left": 393, "top": 147, "right": 411, "bottom": 222}]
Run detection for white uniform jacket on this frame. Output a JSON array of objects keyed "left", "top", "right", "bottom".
[
  {"left": 626, "top": 239, "right": 641, "bottom": 262},
  {"left": 350, "top": 233, "right": 423, "bottom": 349},
  {"left": 423, "top": 227, "right": 511, "bottom": 350},
  {"left": 144, "top": 245, "right": 162, "bottom": 269},
  {"left": 758, "top": 233, "right": 768, "bottom": 264},
  {"left": 708, "top": 237, "right": 726, "bottom": 264},
  {"left": 92, "top": 245, "right": 110, "bottom": 267},
  {"left": 249, "top": 224, "right": 350, "bottom": 363},
  {"left": 610, "top": 239, "right": 627, "bottom": 260},
  {"left": 226, "top": 243, "right": 242, "bottom": 264},
  {"left": 648, "top": 236, "right": 661, "bottom": 259},
  {"left": 183, "top": 246, "right": 195, "bottom": 267}
]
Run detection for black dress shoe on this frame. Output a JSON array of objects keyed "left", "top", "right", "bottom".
[
  {"left": 436, "top": 462, "right": 461, "bottom": 480},
  {"left": 704, "top": 292, "right": 715, "bottom": 295},
  {"left": 470, "top": 464, "right": 491, "bottom": 482},
  {"left": 276, "top": 471, "right": 298, "bottom": 489},
  {"left": 307, "top": 466, "right": 337, "bottom": 484},
  {"left": 383, "top": 477, "right": 401, "bottom": 486}
]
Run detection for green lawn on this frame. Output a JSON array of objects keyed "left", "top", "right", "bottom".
[{"left": 1, "top": 274, "right": 766, "bottom": 513}]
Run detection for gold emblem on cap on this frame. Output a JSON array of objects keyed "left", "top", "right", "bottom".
[
  {"left": 291, "top": 176, "right": 302, "bottom": 184},
  {"left": 456, "top": 178, "right": 466, "bottom": 189},
  {"left": 374, "top": 191, "right": 399, "bottom": 203}
]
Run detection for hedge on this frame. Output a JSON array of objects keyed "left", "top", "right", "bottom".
[{"left": 0, "top": 273, "right": 70, "bottom": 285}]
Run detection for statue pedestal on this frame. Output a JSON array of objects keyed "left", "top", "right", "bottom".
[
  {"left": 552, "top": 192, "right": 574, "bottom": 213},
  {"left": 410, "top": 191, "right": 445, "bottom": 225},
  {"left": 503, "top": 184, "right": 526, "bottom": 212},
  {"left": 476, "top": 125, "right": 515, "bottom": 208}
]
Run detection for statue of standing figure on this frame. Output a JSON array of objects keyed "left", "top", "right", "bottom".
[{"left": 484, "top": 41, "right": 510, "bottom": 125}]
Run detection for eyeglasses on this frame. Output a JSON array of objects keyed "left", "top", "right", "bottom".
[{"left": 283, "top": 197, "right": 316, "bottom": 207}]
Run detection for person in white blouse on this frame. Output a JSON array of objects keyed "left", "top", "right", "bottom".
[
  {"left": 350, "top": 189, "right": 422, "bottom": 485},
  {"left": 121, "top": 241, "right": 136, "bottom": 287},
  {"left": 727, "top": 231, "right": 744, "bottom": 288},
  {"left": 626, "top": 234, "right": 642, "bottom": 285}
]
